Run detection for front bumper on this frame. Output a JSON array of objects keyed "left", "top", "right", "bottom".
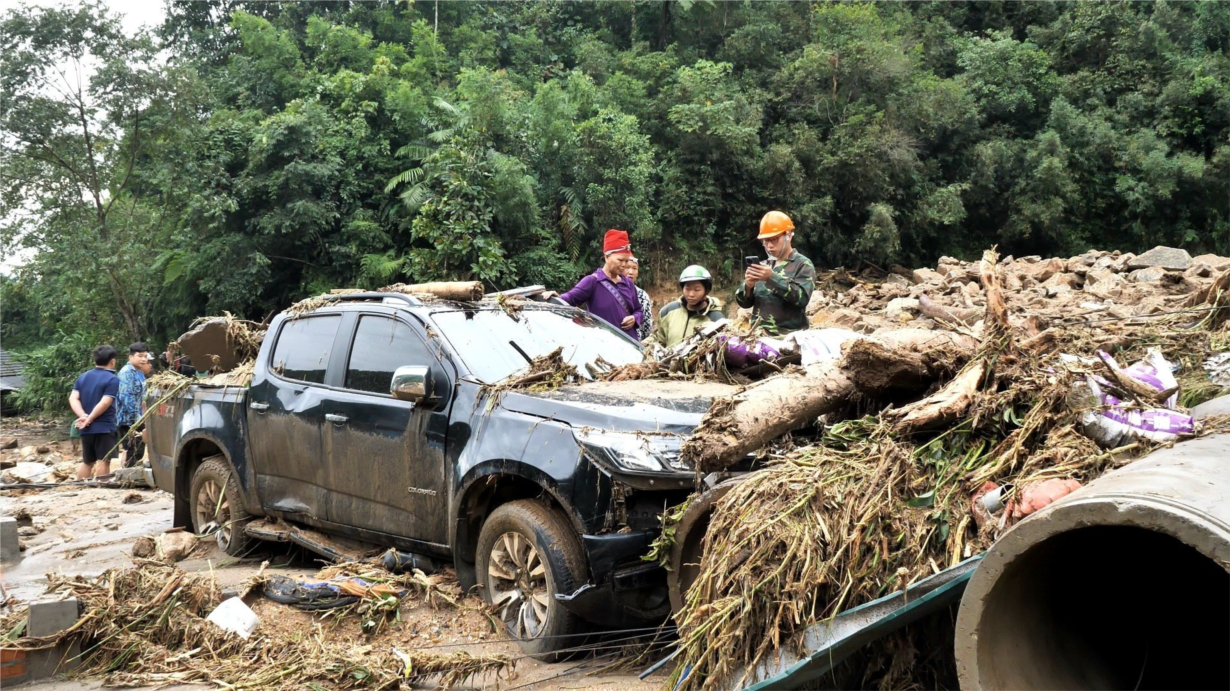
[{"left": 555, "top": 530, "right": 671, "bottom": 627}]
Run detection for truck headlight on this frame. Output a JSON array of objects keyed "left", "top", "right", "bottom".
[{"left": 576, "top": 429, "right": 690, "bottom": 473}]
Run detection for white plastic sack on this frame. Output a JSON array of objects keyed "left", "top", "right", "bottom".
[
  {"left": 206, "top": 597, "right": 259, "bottom": 639},
  {"left": 1079, "top": 349, "right": 1194, "bottom": 448},
  {"left": 785, "top": 328, "right": 864, "bottom": 366},
  {"left": 1205, "top": 352, "right": 1230, "bottom": 387}
]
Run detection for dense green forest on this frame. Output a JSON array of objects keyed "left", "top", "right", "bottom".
[{"left": 2, "top": 0, "right": 1229, "bottom": 411}]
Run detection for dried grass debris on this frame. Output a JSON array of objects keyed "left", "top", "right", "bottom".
[
  {"left": 488, "top": 346, "right": 579, "bottom": 392},
  {"left": 0, "top": 560, "right": 513, "bottom": 689}
]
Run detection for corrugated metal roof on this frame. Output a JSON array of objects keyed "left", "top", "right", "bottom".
[{"left": 0, "top": 349, "right": 26, "bottom": 383}]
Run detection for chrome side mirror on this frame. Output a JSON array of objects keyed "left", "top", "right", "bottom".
[{"left": 391, "top": 365, "right": 432, "bottom": 403}]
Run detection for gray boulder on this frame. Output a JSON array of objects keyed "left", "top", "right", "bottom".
[{"left": 1126, "top": 246, "right": 1191, "bottom": 271}]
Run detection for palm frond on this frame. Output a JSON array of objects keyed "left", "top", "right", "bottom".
[
  {"left": 399, "top": 183, "right": 435, "bottom": 212},
  {"left": 360, "top": 250, "right": 406, "bottom": 283},
  {"left": 427, "top": 128, "right": 455, "bottom": 144},
  {"left": 433, "top": 97, "right": 460, "bottom": 117},
  {"left": 394, "top": 143, "right": 433, "bottom": 160},
  {"left": 161, "top": 251, "right": 191, "bottom": 284},
  {"left": 385, "top": 167, "right": 425, "bottom": 194},
  {"left": 558, "top": 186, "right": 587, "bottom": 262}
]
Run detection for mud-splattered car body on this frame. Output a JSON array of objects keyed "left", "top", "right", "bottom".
[{"left": 148, "top": 293, "right": 736, "bottom": 627}]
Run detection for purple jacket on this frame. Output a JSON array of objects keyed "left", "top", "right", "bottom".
[{"left": 559, "top": 269, "right": 643, "bottom": 337}]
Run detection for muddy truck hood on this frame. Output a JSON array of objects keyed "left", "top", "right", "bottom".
[{"left": 498, "top": 379, "right": 737, "bottom": 433}]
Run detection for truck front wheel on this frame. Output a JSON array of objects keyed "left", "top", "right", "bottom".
[
  {"left": 476, "top": 500, "right": 587, "bottom": 660},
  {"left": 189, "top": 455, "right": 252, "bottom": 556}
]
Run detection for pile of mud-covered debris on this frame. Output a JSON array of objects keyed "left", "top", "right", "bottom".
[{"left": 658, "top": 248, "right": 1230, "bottom": 690}]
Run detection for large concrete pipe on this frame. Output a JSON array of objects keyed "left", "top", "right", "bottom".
[{"left": 955, "top": 429, "right": 1230, "bottom": 690}]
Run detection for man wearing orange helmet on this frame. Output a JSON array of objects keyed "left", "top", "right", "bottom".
[{"left": 735, "top": 211, "right": 816, "bottom": 334}]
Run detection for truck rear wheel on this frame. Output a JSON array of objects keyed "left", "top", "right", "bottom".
[
  {"left": 189, "top": 455, "right": 252, "bottom": 556},
  {"left": 477, "top": 500, "right": 587, "bottom": 661}
]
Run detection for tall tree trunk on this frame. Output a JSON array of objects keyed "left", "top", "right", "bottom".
[
  {"left": 659, "top": 0, "right": 670, "bottom": 49},
  {"left": 631, "top": 1, "right": 636, "bottom": 45},
  {"left": 111, "top": 286, "right": 142, "bottom": 342}
]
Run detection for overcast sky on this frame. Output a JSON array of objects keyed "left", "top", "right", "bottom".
[{"left": 0, "top": 0, "right": 167, "bottom": 274}]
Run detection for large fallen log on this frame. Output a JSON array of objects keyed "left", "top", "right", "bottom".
[
  {"left": 681, "top": 329, "right": 978, "bottom": 472},
  {"left": 919, "top": 293, "right": 979, "bottom": 325},
  {"left": 382, "top": 281, "right": 484, "bottom": 301}
]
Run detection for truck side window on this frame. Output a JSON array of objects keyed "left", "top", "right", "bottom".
[
  {"left": 270, "top": 315, "right": 341, "bottom": 385},
  {"left": 345, "top": 316, "right": 432, "bottom": 394}
]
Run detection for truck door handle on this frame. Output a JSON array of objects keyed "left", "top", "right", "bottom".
[
  {"left": 250, "top": 402, "right": 270, "bottom": 412},
  {"left": 325, "top": 413, "right": 348, "bottom": 424}
]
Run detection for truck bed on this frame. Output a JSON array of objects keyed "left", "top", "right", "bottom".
[{"left": 147, "top": 383, "right": 249, "bottom": 500}]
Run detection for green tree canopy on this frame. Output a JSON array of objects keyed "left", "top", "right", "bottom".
[{"left": 4, "top": 0, "right": 1229, "bottom": 411}]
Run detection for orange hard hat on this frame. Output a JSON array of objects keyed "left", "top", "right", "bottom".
[{"left": 757, "top": 211, "right": 795, "bottom": 239}]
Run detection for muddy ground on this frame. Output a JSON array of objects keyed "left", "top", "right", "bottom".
[{"left": 1, "top": 417, "right": 661, "bottom": 690}]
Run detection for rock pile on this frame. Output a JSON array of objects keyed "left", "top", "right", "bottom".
[
  {"left": 807, "top": 246, "right": 1230, "bottom": 334},
  {"left": 0, "top": 442, "right": 69, "bottom": 484}
]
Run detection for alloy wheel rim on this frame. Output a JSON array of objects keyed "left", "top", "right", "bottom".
[
  {"left": 195, "top": 479, "right": 231, "bottom": 550},
  {"left": 487, "top": 531, "right": 550, "bottom": 639}
]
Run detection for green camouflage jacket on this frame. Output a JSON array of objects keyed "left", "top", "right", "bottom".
[{"left": 734, "top": 250, "right": 816, "bottom": 334}]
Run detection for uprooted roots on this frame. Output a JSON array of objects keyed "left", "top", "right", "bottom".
[{"left": 0, "top": 560, "right": 512, "bottom": 689}]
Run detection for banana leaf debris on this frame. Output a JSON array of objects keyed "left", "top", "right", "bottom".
[{"left": 647, "top": 248, "right": 1230, "bottom": 690}]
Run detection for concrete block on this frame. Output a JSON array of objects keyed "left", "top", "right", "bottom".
[
  {"left": 0, "top": 651, "right": 78, "bottom": 686},
  {"left": 1, "top": 517, "right": 19, "bottom": 562},
  {"left": 0, "top": 600, "right": 84, "bottom": 685},
  {"left": 25, "top": 641, "right": 82, "bottom": 681},
  {"left": 27, "top": 599, "right": 80, "bottom": 638}
]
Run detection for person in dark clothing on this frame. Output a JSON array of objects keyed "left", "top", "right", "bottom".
[
  {"left": 626, "top": 258, "right": 654, "bottom": 341},
  {"left": 69, "top": 345, "right": 120, "bottom": 480}
]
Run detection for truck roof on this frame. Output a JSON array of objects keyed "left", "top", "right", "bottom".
[{"left": 284, "top": 290, "right": 556, "bottom": 318}]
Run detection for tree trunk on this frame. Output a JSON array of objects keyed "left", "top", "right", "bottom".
[
  {"left": 381, "top": 281, "right": 484, "bottom": 301},
  {"left": 631, "top": 1, "right": 636, "bottom": 43},
  {"left": 659, "top": 0, "right": 670, "bottom": 49},
  {"left": 681, "top": 329, "right": 978, "bottom": 472}
]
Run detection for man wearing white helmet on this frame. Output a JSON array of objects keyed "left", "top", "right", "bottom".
[{"left": 648, "top": 265, "right": 725, "bottom": 347}]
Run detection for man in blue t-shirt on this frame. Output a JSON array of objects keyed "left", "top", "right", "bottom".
[{"left": 69, "top": 345, "right": 121, "bottom": 480}]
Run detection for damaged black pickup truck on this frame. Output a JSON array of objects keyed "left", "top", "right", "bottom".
[{"left": 147, "top": 292, "right": 736, "bottom": 654}]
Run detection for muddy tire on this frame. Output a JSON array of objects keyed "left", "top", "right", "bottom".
[
  {"left": 477, "top": 500, "right": 587, "bottom": 661},
  {"left": 189, "top": 455, "right": 252, "bottom": 556}
]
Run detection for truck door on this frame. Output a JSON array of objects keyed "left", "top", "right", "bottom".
[
  {"left": 246, "top": 314, "right": 344, "bottom": 525},
  {"left": 321, "top": 313, "right": 451, "bottom": 547}
]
